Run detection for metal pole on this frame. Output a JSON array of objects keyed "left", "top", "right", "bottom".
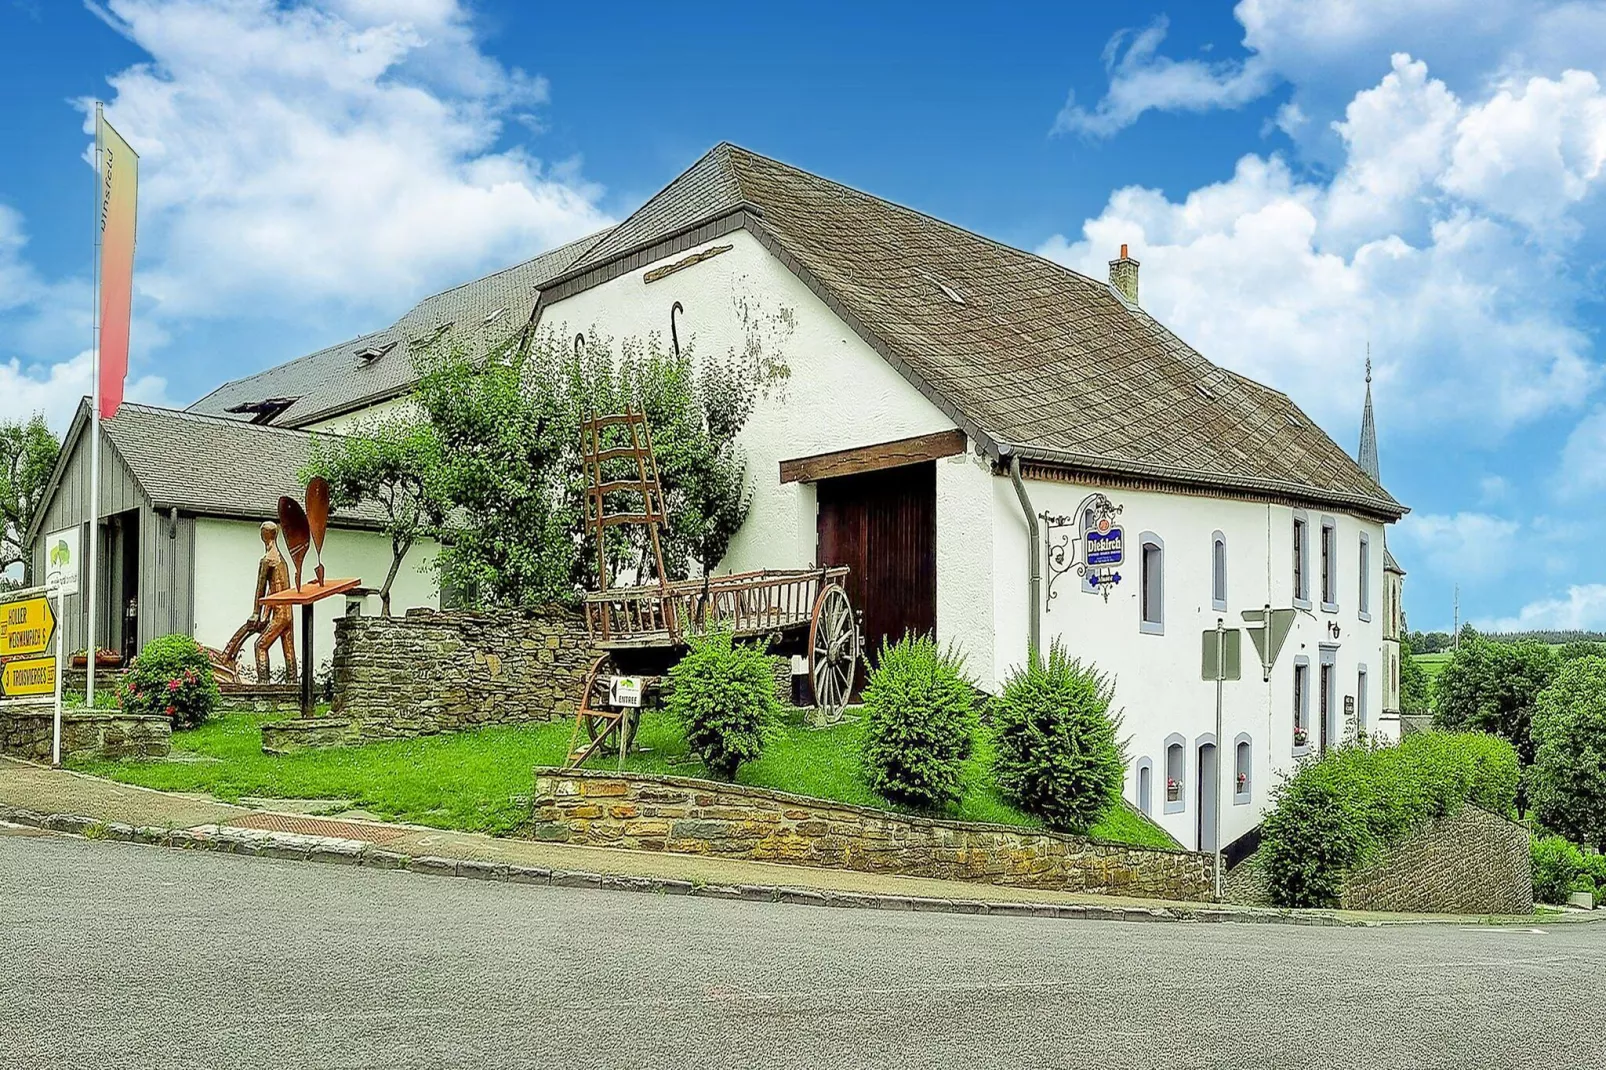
[
  {"left": 51, "top": 586, "right": 64, "bottom": 768},
  {"left": 300, "top": 603, "right": 315, "bottom": 717},
  {"left": 86, "top": 102, "right": 103, "bottom": 707},
  {"left": 1214, "top": 616, "right": 1225, "bottom": 901}
]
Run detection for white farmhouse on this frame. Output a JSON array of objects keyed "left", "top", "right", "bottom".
[
  {"left": 85, "top": 142, "right": 1403, "bottom": 853},
  {"left": 529, "top": 144, "right": 1408, "bottom": 853}
]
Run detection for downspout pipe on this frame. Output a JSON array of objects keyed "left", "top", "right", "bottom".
[{"left": 1007, "top": 452, "right": 1041, "bottom": 662}]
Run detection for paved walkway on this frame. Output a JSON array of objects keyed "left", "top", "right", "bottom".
[{"left": 0, "top": 756, "right": 1582, "bottom": 927}]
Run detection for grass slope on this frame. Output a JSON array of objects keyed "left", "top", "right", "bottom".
[
  {"left": 74, "top": 711, "right": 1177, "bottom": 849},
  {"left": 1414, "top": 652, "right": 1452, "bottom": 684}
]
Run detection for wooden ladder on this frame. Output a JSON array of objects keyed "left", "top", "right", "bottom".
[{"left": 565, "top": 408, "right": 669, "bottom": 769}]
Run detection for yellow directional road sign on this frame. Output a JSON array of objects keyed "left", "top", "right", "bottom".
[
  {"left": 1, "top": 655, "right": 56, "bottom": 697},
  {"left": 1, "top": 595, "right": 56, "bottom": 657}
]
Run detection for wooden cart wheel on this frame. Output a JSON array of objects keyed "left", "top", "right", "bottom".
[
  {"left": 807, "top": 583, "right": 858, "bottom": 725},
  {"left": 567, "top": 652, "right": 626, "bottom": 767}
]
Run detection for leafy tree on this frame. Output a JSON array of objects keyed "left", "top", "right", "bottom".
[
  {"left": 1432, "top": 634, "right": 1558, "bottom": 767},
  {"left": 991, "top": 642, "right": 1126, "bottom": 833},
  {"left": 412, "top": 326, "right": 785, "bottom": 608},
  {"left": 0, "top": 415, "right": 61, "bottom": 580},
  {"left": 859, "top": 634, "right": 978, "bottom": 811},
  {"left": 1398, "top": 636, "right": 1432, "bottom": 716},
  {"left": 303, "top": 416, "right": 444, "bottom": 616},
  {"left": 1529, "top": 656, "right": 1606, "bottom": 850}
]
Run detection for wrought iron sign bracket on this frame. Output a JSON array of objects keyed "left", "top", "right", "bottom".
[{"left": 1041, "top": 512, "right": 1078, "bottom": 612}]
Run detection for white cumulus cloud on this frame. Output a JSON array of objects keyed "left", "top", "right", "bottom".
[
  {"left": 88, "top": 0, "right": 612, "bottom": 320},
  {"left": 1478, "top": 584, "right": 1606, "bottom": 632},
  {"left": 1038, "top": 54, "right": 1606, "bottom": 438}
]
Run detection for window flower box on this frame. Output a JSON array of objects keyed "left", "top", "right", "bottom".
[
  {"left": 1166, "top": 777, "right": 1181, "bottom": 802},
  {"left": 1292, "top": 727, "right": 1309, "bottom": 748},
  {"left": 70, "top": 648, "right": 124, "bottom": 669},
  {"left": 1236, "top": 772, "right": 1249, "bottom": 791}
]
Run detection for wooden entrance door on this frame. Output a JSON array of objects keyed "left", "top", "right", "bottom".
[{"left": 816, "top": 462, "right": 937, "bottom": 696}]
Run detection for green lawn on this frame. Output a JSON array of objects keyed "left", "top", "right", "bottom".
[
  {"left": 72, "top": 710, "right": 1177, "bottom": 849},
  {"left": 1414, "top": 652, "right": 1452, "bottom": 683}
]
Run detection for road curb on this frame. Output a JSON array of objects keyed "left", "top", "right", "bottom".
[{"left": 2, "top": 804, "right": 1557, "bottom": 928}]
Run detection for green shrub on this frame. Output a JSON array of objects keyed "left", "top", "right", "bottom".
[
  {"left": 1529, "top": 656, "right": 1606, "bottom": 851},
  {"left": 859, "top": 634, "right": 977, "bottom": 811},
  {"left": 664, "top": 628, "right": 781, "bottom": 779},
  {"left": 1531, "top": 834, "right": 1586, "bottom": 905},
  {"left": 1260, "top": 731, "right": 1519, "bottom": 908},
  {"left": 120, "top": 634, "right": 220, "bottom": 730},
  {"left": 990, "top": 642, "right": 1125, "bottom": 833},
  {"left": 1583, "top": 852, "right": 1606, "bottom": 902}
]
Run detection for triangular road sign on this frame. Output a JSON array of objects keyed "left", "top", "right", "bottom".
[{"left": 1242, "top": 607, "right": 1297, "bottom": 679}]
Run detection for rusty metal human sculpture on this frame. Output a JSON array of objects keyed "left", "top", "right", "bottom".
[{"left": 221, "top": 520, "right": 297, "bottom": 681}]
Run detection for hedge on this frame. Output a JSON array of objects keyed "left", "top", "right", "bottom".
[{"left": 1260, "top": 732, "right": 1519, "bottom": 908}]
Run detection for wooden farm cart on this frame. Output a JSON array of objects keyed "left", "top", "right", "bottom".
[{"left": 564, "top": 409, "right": 860, "bottom": 768}]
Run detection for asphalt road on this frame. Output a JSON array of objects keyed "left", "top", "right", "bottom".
[{"left": 3, "top": 829, "right": 1604, "bottom": 1070}]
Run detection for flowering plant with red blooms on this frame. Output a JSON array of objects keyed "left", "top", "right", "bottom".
[{"left": 119, "top": 634, "right": 219, "bottom": 729}]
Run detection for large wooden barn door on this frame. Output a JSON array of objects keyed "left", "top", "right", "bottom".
[{"left": 816, "top": 462, "right": 937, "bottom": 696}]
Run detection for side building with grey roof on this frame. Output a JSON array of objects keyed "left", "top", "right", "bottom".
[{"left": 28, "top": 401, "right": 437, "bottom": 670}]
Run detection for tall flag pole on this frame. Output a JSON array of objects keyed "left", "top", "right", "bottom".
[{"left": 86, "top": 103, "right": 139, "bottom": 704}]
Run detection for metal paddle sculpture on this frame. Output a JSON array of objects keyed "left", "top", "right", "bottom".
[
  {"left": 276, "top": 495, "right": 312, "bottom": 592},
  {"left": 305, "top": 475, "right": 330, "bottom": 586}
]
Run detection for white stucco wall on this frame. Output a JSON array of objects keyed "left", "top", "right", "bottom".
[
  {"left": 303, "top": 396, "right": 422, "bottom": 435},
  {"left": 191, "top": 518, "right": 439, "bottom": 676},
  {"left": 543, "top": 229, "right": 991, "bottom": 659},
  {"left": 991, "top": 475, "right": 1392, "bottom": 850}
]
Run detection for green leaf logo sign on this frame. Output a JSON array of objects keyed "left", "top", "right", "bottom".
[{"left": 49, "top": 539, "right": 70, "bottom": 568}]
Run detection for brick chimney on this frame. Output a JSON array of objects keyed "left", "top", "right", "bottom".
[{"left": 1109, "top": 243, "right": 1139, "bottom": 305}]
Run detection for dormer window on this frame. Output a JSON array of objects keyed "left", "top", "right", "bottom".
[
  {"left": 354, "top": 340, "right": 399, "bottom": 365},
  {"left": 224, "top": 397, "right": 298, "bottom": 425}
]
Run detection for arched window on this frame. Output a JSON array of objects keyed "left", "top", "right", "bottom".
[
  {"left": 1211, "top": 530, "right": 1227, "bottom": 611},
  {"left": 1136, "top": 758, "right": 1154, "bottom": 816},
  {"left": 1139, "top": 531, "right": 1164, "bottom": 635},
  {"left": 1357, "top": 664, "right": 1369, "bottom": 737},
  {"left": 1164, "top": 734, "right": 1185, "bottom": 814},
  {"left": 1358, "top": 533, "right": 1372, "bottom": 621},
  {"left": 1234, "top": 734, "right": 1253, "bottom": 804}
]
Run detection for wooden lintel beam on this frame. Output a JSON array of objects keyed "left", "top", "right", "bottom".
[{"left": 778, "top": 429, "right": 966, "bottom": 484}]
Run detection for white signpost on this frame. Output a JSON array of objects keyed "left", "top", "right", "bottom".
[{"left": 1201, "top": 621, "right": 1241, "bottom": 900}]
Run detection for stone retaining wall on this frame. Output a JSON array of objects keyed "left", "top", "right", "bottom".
[
  {"left": 263, "top": 608, "right": 598, "bottom": 752},
  {"left": 1224, "top": 805, "right": 1532, "bottom": 914},
  {"left": 0, "top": 704, "right": 170, "bottom": 761},
  {"left": 1340, "top": 805, "right": 1532, "bottom": 914},
  {"left": 530, "top": 769, "right": 1215, "bottom": 901}
]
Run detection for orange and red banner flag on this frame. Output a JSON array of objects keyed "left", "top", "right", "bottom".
[{"left": 96, "top": 110, "right": 138, "bottom": 421}]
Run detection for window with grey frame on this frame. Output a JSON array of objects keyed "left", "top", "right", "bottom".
[
  {"left": 1319, "top": 646, "right": 1337, "bottom": 754},
  {"left": 1320, "top": 516, "right": 1338, "bottom": 612},
  {"left": 1358, "top": 533, "right": 1371, "bottom": 621},
  {"left": 1233, "top": 735, "right": 1252, "bottom": 804},
  {"left": 1140, "top": 532, "right": 1164, "bottom": 635},
  {"left": 1292, "top": 513, "right": 1310, "bottom": 607},
  {"left": 1357, "top": 664, "right": 1369, "bottom": 737},
  {"left": 1293, "top": 657, "right": 1311, "bottom": 751},
  {"left": 1211, "top": 530, "right": 1227, "bottom": 611},
  {"left": 1164, "top": 736, "right": 1185, "bottom": 814},
  {"left": 1136, "top": 758, "right": 1153, "bottom": 816}
]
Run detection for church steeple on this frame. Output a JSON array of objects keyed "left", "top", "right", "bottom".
[{"left": 1358, "top": 346, "right": 1380, "bottom": 484}]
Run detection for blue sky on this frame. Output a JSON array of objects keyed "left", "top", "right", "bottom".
[{"left": 2, "top": 1, "right": 1605, "bottom": 633}]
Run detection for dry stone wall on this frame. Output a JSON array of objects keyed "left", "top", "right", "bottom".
[
  {"left": 262, "top": 608, "right": 598, "bottom": 752},
  {"left": 531, "top": 769, "right": 1215, "bottom": 901},
  {"left": 0, "top": 705, "right": 170, "bottom": 761},
  {"left": 1223, "top": 804, "right": 1532, "bottom": 915},
  {"left": 1340, "top": 805, "right": 1532, "bottom": 915}
]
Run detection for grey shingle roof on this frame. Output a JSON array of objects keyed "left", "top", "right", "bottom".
[
  {"left": 547, "top": 143, "right": 1404, "bottom": 520},
  {"left": 103, "top": 402, "right": 387, "bottom": 526},
  {"left": 188, "top": 232, "right": 605, "bottom": 428}
]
